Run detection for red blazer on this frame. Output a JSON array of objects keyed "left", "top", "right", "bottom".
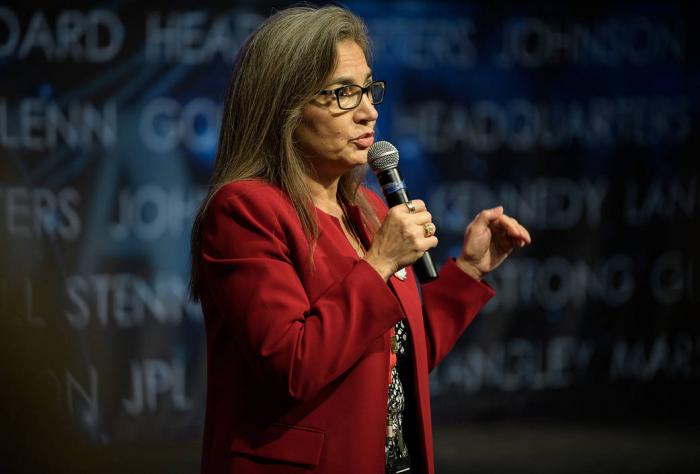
[{"left": 198, "top": 179, "right": 494, "bottom": 474}]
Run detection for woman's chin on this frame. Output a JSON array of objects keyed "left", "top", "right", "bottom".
[
  {"left": 352, "top": 150, "right": 370, "bottom": 165},
  {"left": 336, "top": 153, "right": 369, "bottom": 172},
  {"left": 347, "top": 158, "right": 369, "bottom": 173}
]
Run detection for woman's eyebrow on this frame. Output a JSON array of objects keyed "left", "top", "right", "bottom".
[{"left": 325, "top": 70, "right": 373, "bottom": 87}]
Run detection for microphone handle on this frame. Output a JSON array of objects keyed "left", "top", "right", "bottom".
[{"left": 377, "top": 169, "right": 439, "bottom": 283}]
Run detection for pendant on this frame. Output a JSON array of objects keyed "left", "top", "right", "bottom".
[{"left": 394, "top": 268, "right": 407, "bottom": 281}]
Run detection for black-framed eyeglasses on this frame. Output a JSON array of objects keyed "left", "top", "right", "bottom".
[{"left": 318, "top": 80, "right": 386, "bottom": 110}]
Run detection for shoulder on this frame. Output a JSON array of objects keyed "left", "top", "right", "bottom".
[
  {"left": 201, "top": 180, "right": 300, "bottom": 258},
  {"left": 205, "top": 179, "right": 297, "bottom": 232},
  {"left": 210, "top": 179, "right": 296, "bottom": 217},
  {"left": 212, "top": 179, "right": 290, "bottom": 210}
]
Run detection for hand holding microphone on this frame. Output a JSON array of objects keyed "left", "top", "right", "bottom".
[
  {"left": 364, "top": 141, "right": 439, "bottom": 283},
  {"left": 363, "top": 197, "right": 438, "bottom": 281}
]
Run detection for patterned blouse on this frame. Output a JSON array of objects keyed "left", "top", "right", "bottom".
[{"left": 385, "top": 318, "right": 410, "bottom": 469}]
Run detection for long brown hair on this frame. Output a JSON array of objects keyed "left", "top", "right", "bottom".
[{"left": 190, "top": 6, "right": 380, "bottom": 300}]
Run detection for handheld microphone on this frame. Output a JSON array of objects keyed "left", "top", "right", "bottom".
[{"left": 368, "top": 141, "right": 438, "bottom": 283}]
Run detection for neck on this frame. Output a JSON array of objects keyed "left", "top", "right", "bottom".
[{"left": 306, "top": 173, "right": 343, "bottom": 217}]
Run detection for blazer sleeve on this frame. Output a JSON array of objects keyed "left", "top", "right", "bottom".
[
  {"left": 200, "top": 184, "right": 404, "bottom": 402},
  {"left": 421, "top": 259, "right": 495, "bottom": 372}
]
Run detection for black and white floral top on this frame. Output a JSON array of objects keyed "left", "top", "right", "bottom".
[{"left": 385, "top": 318, "right": 410, "bottom": 465}]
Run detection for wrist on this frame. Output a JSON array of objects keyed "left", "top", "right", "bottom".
[
  {"left": 363, "top": 254, "right": 395, "bottom": 282},
  {"left": 455, "top": 257, "right": 484, "bottom": 281}
]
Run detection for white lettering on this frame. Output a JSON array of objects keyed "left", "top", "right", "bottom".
[
  {"left": 123, "top": 359, "right": 192, "bottom": 414},
  {"left": 496, "top": 17, "right": 684, "bottom": 68},
  {"left": 431, "top": 337, "right": 595, "bottom": 394},
  {"left": 625, "top": 178, "right": 698, "bottom": 226},
  {"left": 64, "top": 274, "right": 202, "bottom": 329},
  {"left": 394, "top": 96, "right": 691, "bottom": 154},
  {"left": 0, "top": 8, "right": 124, "bottom": 62},
  {"left": 0, "top": 186, "right": 81, "bottom": 240},
  {"left": 370, "top": 18, "right": 476, "bottom": 68},
  {"left": 486, "top": 255, "right": 635, "bottom": 312},
  {"left": 0, "top": 98, "right": 117, "bottom": 151},
  {"left": 429, "top": 178, "right": 608, "bottom": 232},
  {"left": 145, "top": 10, "right": 262, "bottom": 64},
  {"left": 650, "top": 252, "right": 694, "bottom": 305},
  {"left": 110, "top": 185, "right": 205, "bottom": 241},
  {"left": 139, "top": 97, "right": 220, "bottom": 154}
]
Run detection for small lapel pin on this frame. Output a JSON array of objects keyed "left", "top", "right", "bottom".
[{"left": 394, "top": 268, "right": 407, "bottom": 281}]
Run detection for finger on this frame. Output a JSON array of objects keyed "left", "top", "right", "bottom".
[
  {"left": 395, "top": 200, "right": 427, "bottom": 215},
  {"left": 421, "top": 236, "right": 439, "bottom": 250},
  {"left": 488, "top": 220, "right": 521, "bottom": 248},
  {"left": 409, "top": 199, "right": 427, "bottom": 212},
  {"left": 507, "top": 216, "right": 531, "bottom": 244},
  {"left": 513, "top": 220, "right": 531, "bottom": 245},
  {"left": 406, "top": 220, "right": 437, "bottom": 240},
  {"left": 493, "top": 218, "right": 531, "bottom": 248},
  {"left": 420, "top": 222, "right": 436, "bottom": 238},
  {"left": 504, "top": 216, "right": 524, "bottom": 240},
  {"left": 518, "top": 221, "right": 532, "bottom": 244},
  {"left": 473, "top": 206, "right": 504, "bottom": 230},
  {"left": 409, "top": 210, "right": 433, "bottom": 225},
  {"left": 494, "top": 215, "right": 527, "bottom": 242},
  {"left": 488, "top": 217, "right": 511, "bottom": 237},
  {"left": 403, "top": 200, "right": 417, "bottom": 214}
]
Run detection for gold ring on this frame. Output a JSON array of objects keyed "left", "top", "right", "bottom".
[
  {"left": 423, "top": 222, "right": 436, "bottom": 238},
  {"left": 405, "top": 200, "right": 416, "bottom": 214}
]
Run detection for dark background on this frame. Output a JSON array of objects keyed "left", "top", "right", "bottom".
[{"left": 1, "top": 1, "right": 698, "bottom": 472}]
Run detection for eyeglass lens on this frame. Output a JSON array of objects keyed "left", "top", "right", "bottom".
[{"left": 338, "top": 82, "right": 384, "bottom": 109}]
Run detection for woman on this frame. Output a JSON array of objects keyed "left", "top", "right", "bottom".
[{"left": 190, "top": 6, "right": 531, "bottom": 474}]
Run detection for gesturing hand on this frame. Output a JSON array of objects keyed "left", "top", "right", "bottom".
[{"left": 456, "top": 206, "right": 531, "bottom": 281}]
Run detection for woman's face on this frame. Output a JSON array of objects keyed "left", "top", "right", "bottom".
[{"left": 295, "top": 40, "right": 379, "bottom": 181}]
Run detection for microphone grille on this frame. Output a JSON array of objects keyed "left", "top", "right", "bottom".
[{"left": 368, "top": 141, "right": 399, "bottom": 172}]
